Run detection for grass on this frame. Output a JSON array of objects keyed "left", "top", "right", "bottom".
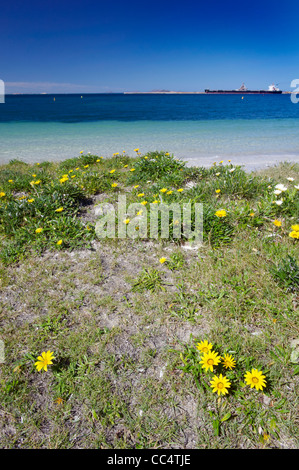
[{"left": 0, "top": 151, "right": 298, "bottom": 449}]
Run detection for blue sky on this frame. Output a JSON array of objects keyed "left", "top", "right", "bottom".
[{"left": 1, "top": 0, "right": 299, "bottom": 93}]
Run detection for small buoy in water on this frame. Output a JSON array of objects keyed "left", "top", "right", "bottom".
[
  {"left": 54, "top": 97, "right": 55, "bottom": 101},
  {"left": 81, "top": 96, "right": 83, "bottom": 98},
  {"left": 242, "top": 96, "right": 244, "bottom": 99}
]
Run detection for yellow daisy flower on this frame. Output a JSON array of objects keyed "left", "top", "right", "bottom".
[
  {"left": 210, "top": 374, "right": 231, "bottom": 396},
  {"left": 35, "top": 351, "right": 55, "bottom": 372},
  {"left": 55, "top": 207, "right": 64, "bottom": 212},
  {"left": 177, "top": 188, "right": 183, "bottom": 192},
  {"left": 291, "top": 224, "right": 299, "bottom": 232},
  {"left": 110, "top": 169, "right": 116, "bottom": 174},
  {"left": 123, "top": 218, "right": 130, "bottom": 224},
  {"left": 215, "top": 209, "right": 227, "bottom": 218},
  {"left": 200, "top": 350, "right": 221, "bottom": 372},
  {"left": 141, "top": 201, "right": 147, "bottom": 205},
  {"left": 111, "top": 183, "right": 118, "bottom": 188},
  {"left": 196, "top": 340, "right": 213, "bottom": 354},
  {"left": 160, "top": 188, "right": 167, "bottom": 193},
  {"left": 159, "top": 257, "right": 167, "bottom": 264},
  {"left": 273, "top": 220, "right": 282, "bottom": 227},
  {"left": 0, "top": 192, "right": 5, "bottom": 197},
  {"left": 57, "top": 240, "right": 63, "bottom": 245},
  {"left": 289, "top": 231, "right": 299, "bottom": 239},
  {"left": 35, "top": 228, "right": 43, "bottom": 233},
  {"left": 244, "top": 369, "right": 267, "bottom": 391},
  {"left": 222, "top": 353, "right": 236, "bottom": 370}
]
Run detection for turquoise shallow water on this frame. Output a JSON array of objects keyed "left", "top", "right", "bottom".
[
  {"left": 0, "top": 119, "right": 299, "bottom": 171},
  {"left": 0, "top": 94, "right": 299, "bottom": 170}
]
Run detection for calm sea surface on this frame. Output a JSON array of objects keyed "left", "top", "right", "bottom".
[{"left": 0, "top": 93, "right": 299, "bottom": 170}]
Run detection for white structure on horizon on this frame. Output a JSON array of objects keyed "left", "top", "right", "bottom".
[{"left": 268, "top": 84, "right": 280, "bottom": 92}]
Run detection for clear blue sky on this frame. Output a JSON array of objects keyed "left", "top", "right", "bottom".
[{"left": 1, "top": 0, "right": 299, "bottom": 93}]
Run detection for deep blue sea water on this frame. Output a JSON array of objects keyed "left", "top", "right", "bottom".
[{"left": 0, "top": 93, "right": 299, "bottom": 170}]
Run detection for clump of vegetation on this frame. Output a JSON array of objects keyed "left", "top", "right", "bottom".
[{"left": 270, "top": 255, "right": 299, "bottom": 292}]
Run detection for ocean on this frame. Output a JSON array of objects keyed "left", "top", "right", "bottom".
[{"left": 0, "top": 93, "right": 299, "bottom": 171}]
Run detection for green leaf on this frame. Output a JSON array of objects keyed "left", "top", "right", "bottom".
[{"left": 221, "top": 412, "right": 232, "bottom": 422}]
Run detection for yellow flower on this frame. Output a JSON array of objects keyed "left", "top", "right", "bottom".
[
  {"left": 152, "top": 200, "right": 159, "bottom": 204},
  {"left": 273, "top": 220, "right": 282, "bottom": 227},
  {"left": 137, "top": 210, "right": 143, "bottom": 216},
  {"left": 249, "top": 212, "right": 255, "bottom": 217},
  {"left": 137, "top": 193, "right": 145, "bottom": 197},
  {"left": 289, "top": 231, "right": 299, "bottom": 239},
  {"left": 32, "top": 174, "right": 37, "bottom": 177},
  {"left": 0, "top": 192, "right": 5, "bottom": 197},
  {"left": 141, "top": 200, "right": 147, "bottom": 205},
  {"left": 71, "top": 175, "right": 76, "bottom": 178},
  {"left": 196, "top": 340, "right": 213, "bottom": 354},
  {"left": 159, "top": 257, "right": 167, "bottom": 264},
  {"left": 80, "top": 150, "right": 84, "bottom": 154},
  {"left": 59, "top": 177, "right": 68, "bottom": 183},
  {"left": 134, "top": 148, "right": 139, "bottom": 152},
  {"left": 124, "top": 165, "right": 128, "bottom": 168},
  {"left": 35, "top": 351, "right": 55, "bottom": 372},
  {"left": 166, "top": 190, "right": 173, "bottom": 195},
  {"left": 55, "top": 207, "right": 64, "bottom": 212},
  {"left": 110, "top": 169, "right": 116, "bottom": 174},
  {"left": 111, "top": 183, "right": 118, "bottom": 188},
  {"left": 215, "top": 209, "right": 227, "bottom": 218},
  {"left": 215, "top": 189, "right": 221, "bottom": 193},
  {"left": 215, "top": 172, "right": 220, "bottom": 176},
  {"left": 27, "top": 198, "right": 34, "bottom": 203},
  {"left": 35, "top": 228, "right": 43, "bottom": 233},
  {"left": 84, "top": 164, "right": 89, "bottom": 168},
  {"left": 8, "top": 179, "right": 13, "bottom": 183},
  {"left": 291, "top": 224, "right": 299, "bottom": 232},
  {"left": 123, "top": 218, "right": 130, "bottom": 224},
  {"left": 134, "top": 185, "right": 140, "bottom": 189},
  {"left": 55, "top": 397, "right": 64, "bottom": 405},
  {"left": 244, "top": 369, "right": 267, "bottom": 391},
  {"left": 96, "top": 159, "right": 101, "bottom": 162},
  {"left": 57, "top": 240, "right": 63, "bottom": 245},
  {"left": 130, "top": 168, "right": 136, "bottom": 172},
  {"left": 210, "top": 374, "right": 231, "bottom": 396},
  {"left": 160, "top": 188, "right": 167, "bottom": 193},
  {"left": 222, "top": 354, "right": 236, "bottom": 370},
  {"left": 199, "top": 350, "right": 221, "bottom": 372},
  {"left": 177, "top": 188, "right": 183, "bottom": 192}
]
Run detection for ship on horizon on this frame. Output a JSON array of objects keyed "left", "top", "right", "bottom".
[{"left": 205, "top": 83, "right": 282, "bottom": 94}]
